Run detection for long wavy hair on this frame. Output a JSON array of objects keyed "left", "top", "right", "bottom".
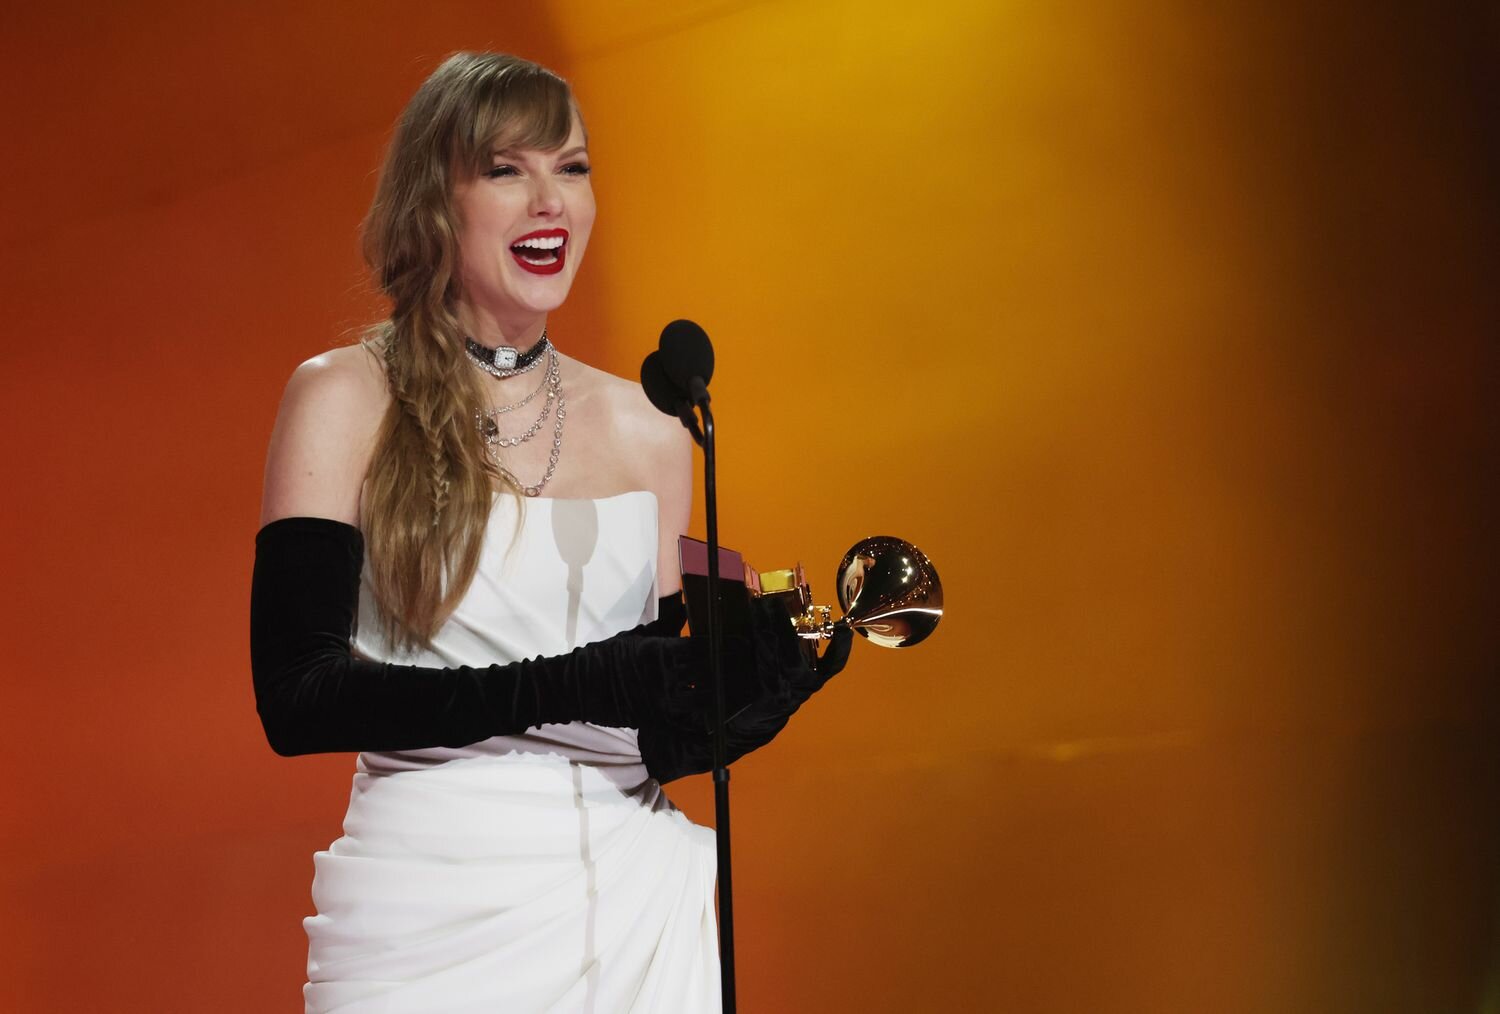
[{"left": 359, "top": 52, "right": 576, "bottom": 651}]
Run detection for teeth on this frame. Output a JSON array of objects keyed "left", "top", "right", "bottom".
[{"left": 512, "top": 235, "right": 565, "bottom": 250}]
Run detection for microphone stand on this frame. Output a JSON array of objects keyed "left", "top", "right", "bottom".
[{"left": 680, "top": 390, "right": 737, "bottom": 1014}]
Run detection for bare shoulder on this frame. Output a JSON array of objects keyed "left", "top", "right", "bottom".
[
  {"left": 582, "top": 357, "right": 692, "bottom": 504},
  {"left": 562, "top": 358, "right": 684, "bottom": 455},
  {"left": 259, "top": 343, "right": 391, "bottom": 527},
  {"left": 592, "top": 365, "right": 692, "bottom": 475},
  {"left": 287, "top": 342, "right": 387, "bottom": 399}
]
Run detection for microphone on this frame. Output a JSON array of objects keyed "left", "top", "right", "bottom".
[
  {"left": 657, "top": 319, "right": 714, "bottom": 407},
  {"left": 640, "top": 351, "right": 684, "bottom": 417},
  {"left": 641, "top": 320, "right": 714, "bottom": 440}
]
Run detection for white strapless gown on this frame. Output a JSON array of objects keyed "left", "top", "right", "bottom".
[{"left": 302, "top": 491, "right": 721, "bottom": 1013}]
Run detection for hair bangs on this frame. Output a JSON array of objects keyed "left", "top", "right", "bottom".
[{"left": 462, "top": 66, "right": 576, "bottom": 174}]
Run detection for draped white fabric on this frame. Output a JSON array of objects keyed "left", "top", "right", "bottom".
[{"left": 303, "top": 491, "right": 721, "bottom": 1013}]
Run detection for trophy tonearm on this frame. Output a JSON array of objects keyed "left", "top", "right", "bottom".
[{"left": 756, "top": 536, "right": 943, "bottom": 650}]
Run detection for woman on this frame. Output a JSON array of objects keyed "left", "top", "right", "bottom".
[{"left": 250, "top": 52, "right": 850, "bottom": 1012}]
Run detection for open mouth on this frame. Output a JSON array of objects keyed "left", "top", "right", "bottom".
[{"left": 510, "top": 229, "right": 568, "bottom": 275}]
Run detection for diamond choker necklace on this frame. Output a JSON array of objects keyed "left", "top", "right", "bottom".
[{"left": 464, "top": 329, "right": 550, "bottom": 379}]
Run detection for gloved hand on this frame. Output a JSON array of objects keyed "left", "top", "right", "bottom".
[
  {"left": 634, "top": 590, "right": 690, "bottom": 639},
  {"left": 250, "top": 517, "right": 751, "bottom": 756},
  {"left": 638, "top": 593, "right": 855, "bottom": 784}
]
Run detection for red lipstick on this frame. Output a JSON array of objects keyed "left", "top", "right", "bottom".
[{"left": 510, "top": 228, "right": 568, "bottom": 276}]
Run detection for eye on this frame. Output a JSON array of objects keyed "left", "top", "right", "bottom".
[
  {"left": 560, "top": 162, "right": 591, "bottom": 176},
  {"left": 483, "top": 164, "right": 520, "bottom": 179}
]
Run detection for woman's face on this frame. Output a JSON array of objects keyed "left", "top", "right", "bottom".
[{"left": 452, "top": 113, "right": 595, "bottom": 331}]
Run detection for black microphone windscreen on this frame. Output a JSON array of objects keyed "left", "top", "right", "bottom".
[
  {"left": 640, "top": 351, "right": 684, "bottom": 417},
  {"left": 658, "top": 319, "right": 714, "bottom": 389}
]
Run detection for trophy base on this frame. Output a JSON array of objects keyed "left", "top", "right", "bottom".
[
  {"left": 677, "top": 536, "right": 752, "bottom": 639},
  {"left": 678, "top": 536, "right": 824, "bottom": 667}
]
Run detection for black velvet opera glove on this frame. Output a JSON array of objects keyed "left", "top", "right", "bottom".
[
  {"left": 249, "top": 517, "right": 735, "bottom": 757},
  {"left": 637, "top": 594, "right": 855, "bottom": 784}
]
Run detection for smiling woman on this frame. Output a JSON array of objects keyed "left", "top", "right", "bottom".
[{"left": 248, "top": 51, "right": 852, "bottom": 1012}]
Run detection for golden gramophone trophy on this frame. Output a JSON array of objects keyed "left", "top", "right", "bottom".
[{"left": 679, "top": 535, "right": 943, "bottom": 662}]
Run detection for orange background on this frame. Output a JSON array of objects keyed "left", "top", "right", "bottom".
[{"left": 2, "top": 2, "right": 1496, "bottom": 1011}]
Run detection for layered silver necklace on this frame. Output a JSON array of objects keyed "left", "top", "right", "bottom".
[{"left": 469, "top": 336, "right": 565, "bottom": 497}]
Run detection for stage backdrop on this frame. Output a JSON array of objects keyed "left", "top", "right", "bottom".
[{"left": 1, "top": 2, "right": 1495, "bottom": 1011}]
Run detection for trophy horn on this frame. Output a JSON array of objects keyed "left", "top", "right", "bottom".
[{"left": 835, "top": 536, "right": 943, "bottom": 648}]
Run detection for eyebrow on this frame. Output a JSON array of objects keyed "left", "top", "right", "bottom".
[{"left": 490, "top": 145, "right": 589, "bottom": 161}]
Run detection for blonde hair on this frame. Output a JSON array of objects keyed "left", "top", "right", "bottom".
[{"left": 359, "top": 52, "right": 576, "bottom": 650}]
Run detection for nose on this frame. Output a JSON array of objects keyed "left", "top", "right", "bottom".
[{"left": 528, "top": 175, "right": 563, "bottom": 218}]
